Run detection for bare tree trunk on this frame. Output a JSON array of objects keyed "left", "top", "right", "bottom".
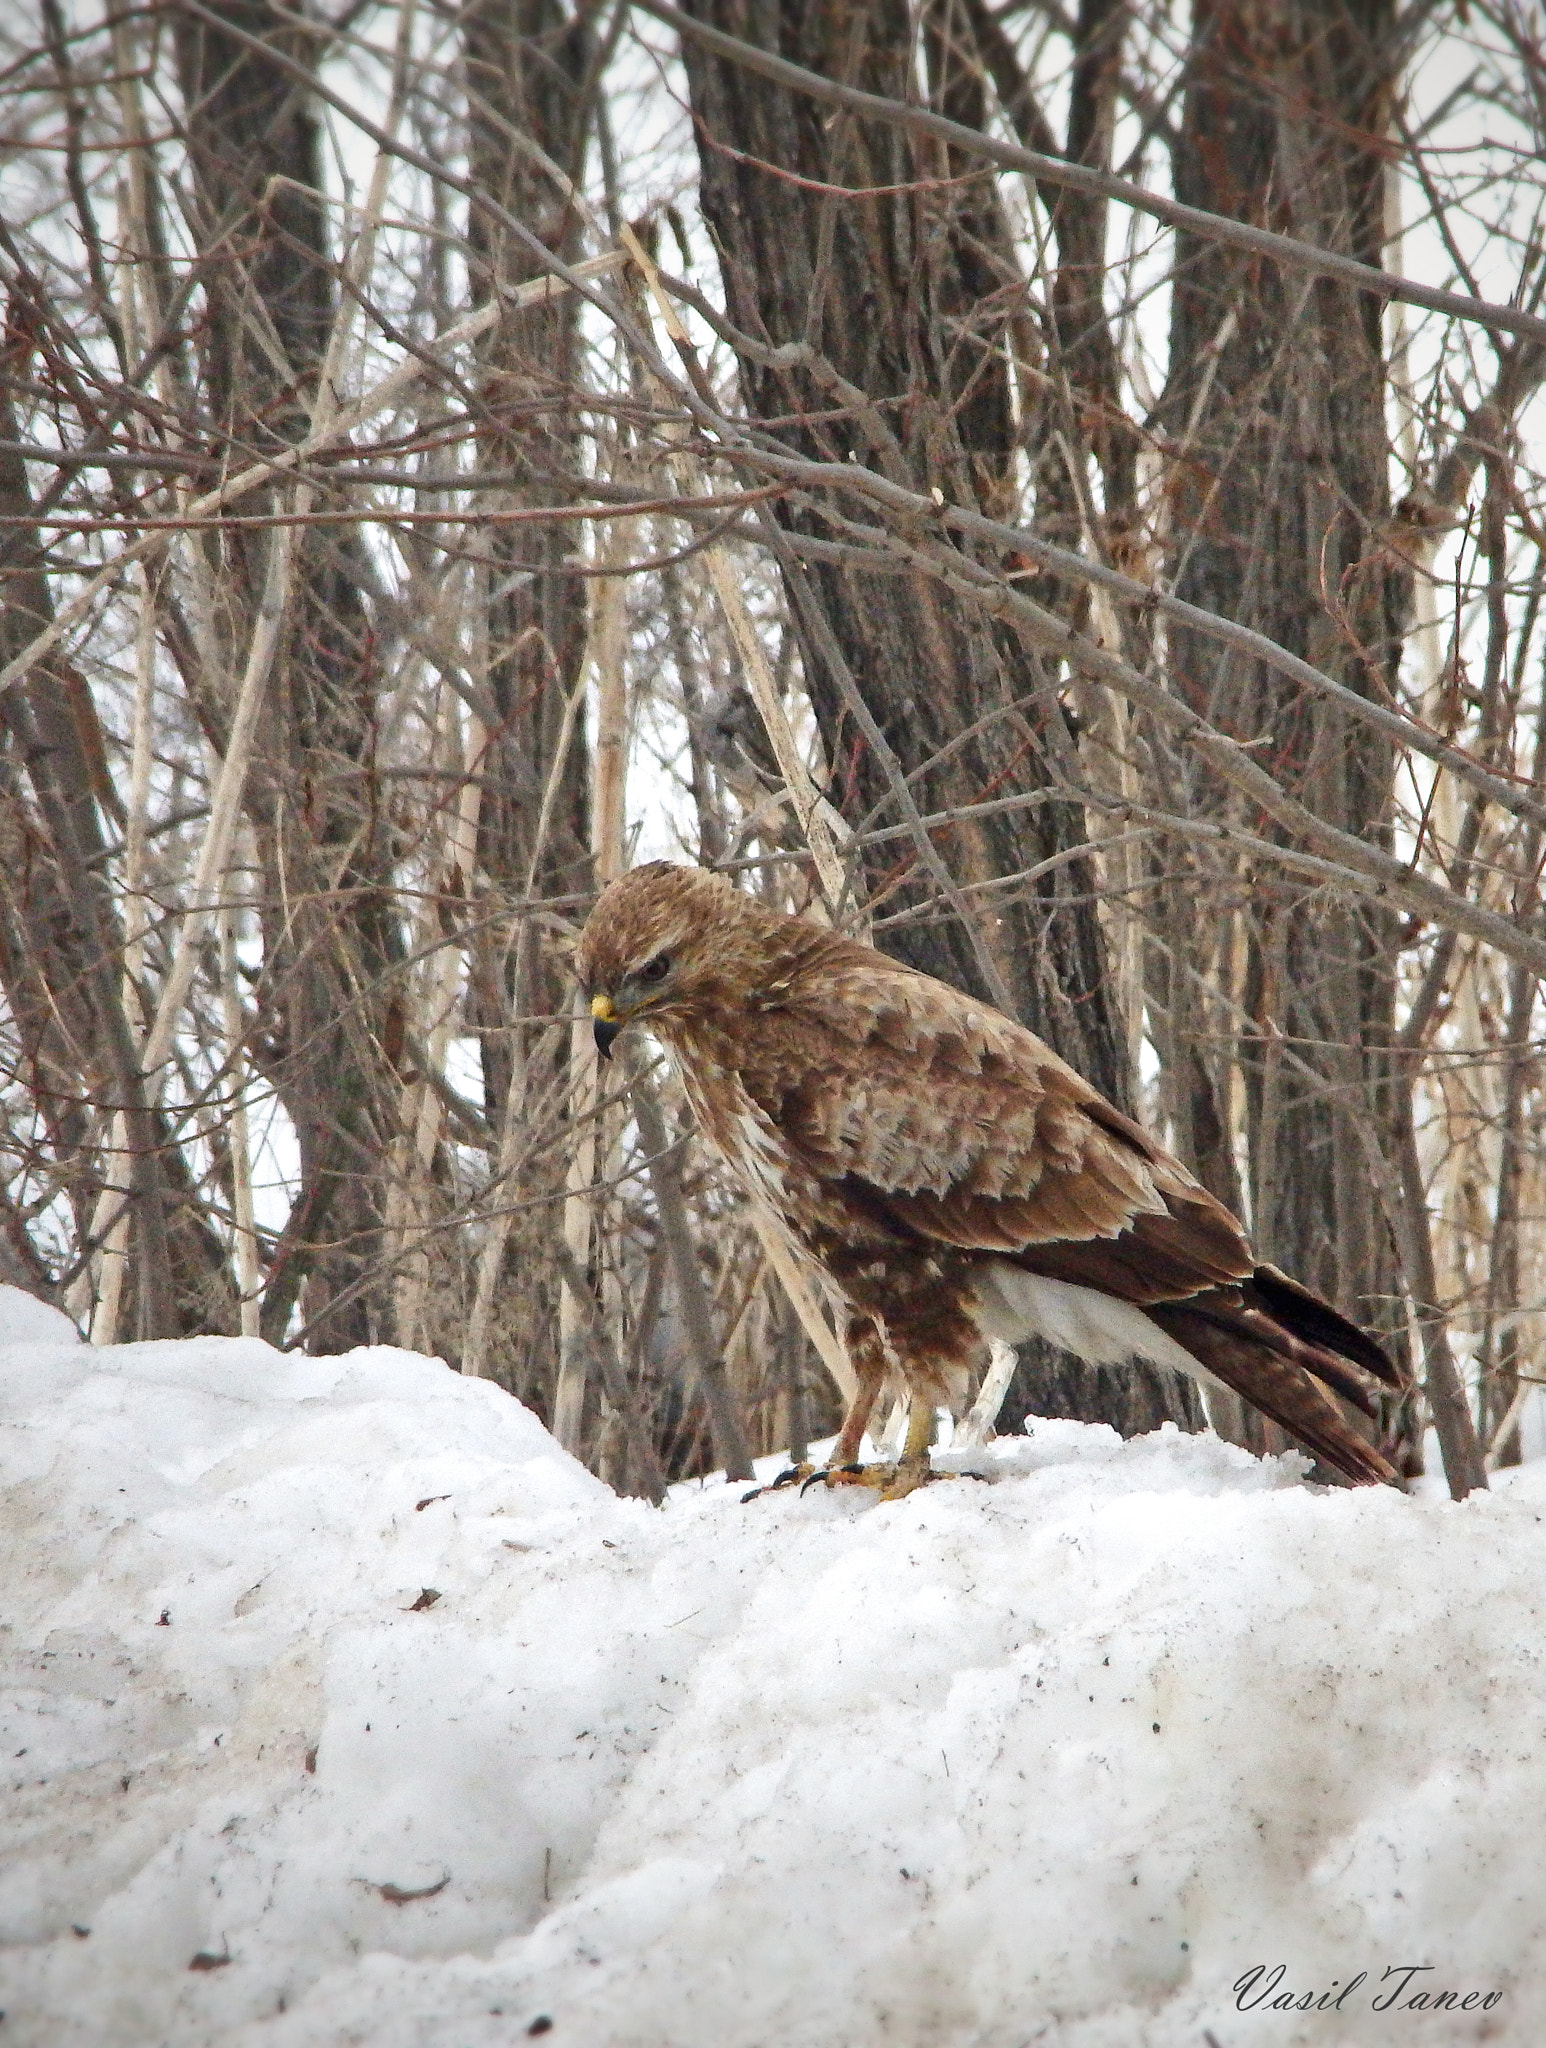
[
  {"left": 173, "top": 0, "right": 406, "bottom": 1350},
  {"left": 1161, "top": 0, "right": 1410, "bottom": 1450},
  {"left": 461, "top": 0, "right": 597, "bottom": 1413},
  {"left": 680, "top": 0, "right": 1202, "bottom": 1437}
]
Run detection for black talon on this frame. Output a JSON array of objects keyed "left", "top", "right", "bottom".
[
  {"left": 800, "top": 1462, "right": 863, "bottom": 1495},
  {"left": 743, "top": 1462, "right": 814, "bottom": 1503}
]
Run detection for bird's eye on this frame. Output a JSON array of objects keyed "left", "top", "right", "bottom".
[{"left": 638, "top": 952, "right": 672, "bottom": 985}]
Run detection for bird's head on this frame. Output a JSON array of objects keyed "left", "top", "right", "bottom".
[{"left": 574, "top": 862, "right": 751, "bottom": 1060}]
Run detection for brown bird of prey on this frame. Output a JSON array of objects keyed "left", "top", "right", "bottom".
[{"left": 576, "top": 863, "right": 1406, "bottom": 1495}]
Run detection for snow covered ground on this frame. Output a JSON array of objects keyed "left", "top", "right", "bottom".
[{"left": 2, "top": 1284, "right": 1542, "bottom": 2047}]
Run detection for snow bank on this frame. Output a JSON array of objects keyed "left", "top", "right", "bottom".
[
  {"left": 0, "top": 1285, "right": 81, "bottom": 1346},
  {"left": 3, "top": 1287, "right": 1542, "bottom": 2045}
]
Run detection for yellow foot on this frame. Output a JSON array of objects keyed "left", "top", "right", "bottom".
[
  {"left": 801, "top": 1458, "right": 952, "bottom": 1502},
  {"left": 740, "top": 1463, "right": 814, "bottom": 1503}
]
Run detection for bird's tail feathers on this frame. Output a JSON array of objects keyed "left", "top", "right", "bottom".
[
  {"left": 1248, "top": 1264, "right": 1407, "bottom": 1390},
  {"left": 1148, "top": 1298, "right": 1402, "bottom": 1488}
]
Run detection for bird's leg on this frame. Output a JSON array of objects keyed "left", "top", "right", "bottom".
[
  {"left": 797, "top": 1320, "right": 952, "bottom": 1501},
  {"left": 808, "top": 1389, "right": 945, "bottom": 1499},
  {"left": 831, "top": 1336, "right": 888, "bottom": 1466},
  {"left": 743, "top": 1318, "right": 886, "bottom": 1501},
  {"left": 744, "top": 1320, "right": 955, "bottom": 1503}
]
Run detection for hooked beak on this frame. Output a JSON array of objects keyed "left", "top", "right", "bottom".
[{"left": 590, "top": 993, "right": 621, "bottom": 1061}]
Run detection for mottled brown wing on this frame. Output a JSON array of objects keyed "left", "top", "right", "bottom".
[{"left": 743, "top": 946, "right": 1253, "bottom": 1307}]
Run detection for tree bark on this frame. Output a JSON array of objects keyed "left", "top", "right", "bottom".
[
  {"left": 680, "top": 0, "right": 1201, "bottom": 1436},
  {"left": 1161, "top": 0, "right": 1410, "bottom": 1445},
  {"left": 173, "top": 0, "right": 406, "bottom": 1349},
  {"left": 461, "top": 0, "right": 597, "bottom": 1408}
]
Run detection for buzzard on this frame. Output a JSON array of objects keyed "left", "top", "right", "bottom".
[{"left": 576, "top": 863, "right": 1406, "bottom": 1494}]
